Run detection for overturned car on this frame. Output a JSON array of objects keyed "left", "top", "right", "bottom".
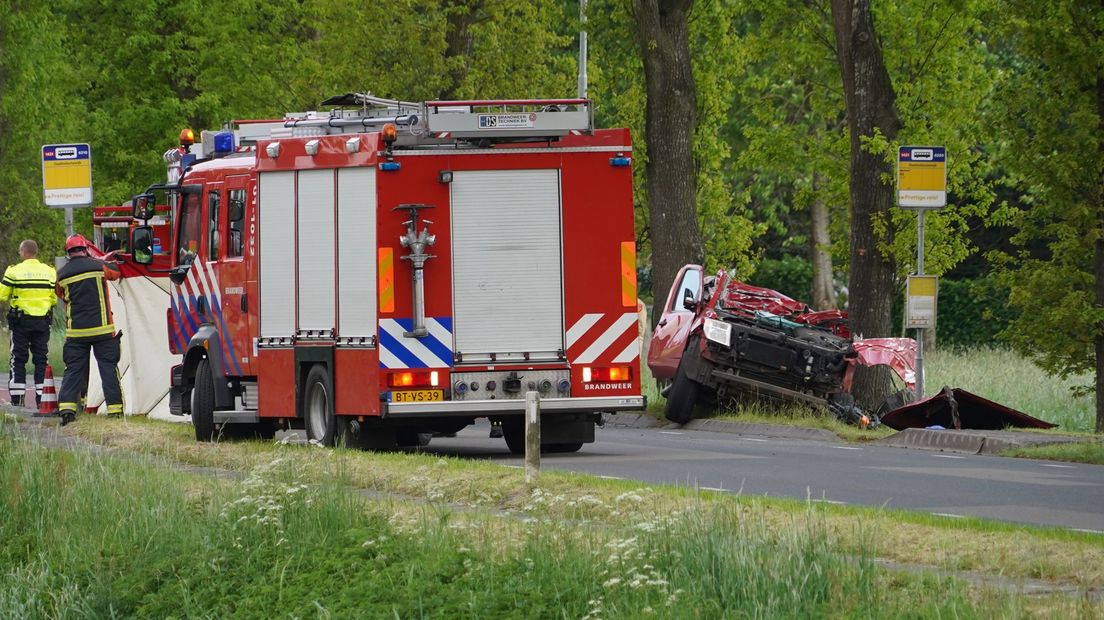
[{"left": 648, "top": 265, "right": 916, "bottom": 425}]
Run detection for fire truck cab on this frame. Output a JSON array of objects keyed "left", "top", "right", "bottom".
[{"left": 130, "top": 94, "right": 645, "bottom": 452}]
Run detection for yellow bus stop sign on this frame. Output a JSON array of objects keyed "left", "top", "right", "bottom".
[
  {"left": 906, "top": 275, "right": 938, "bottom": 329},
  {"left": 898, "top": 146, "right": 946, "bottom": 208},
  {"left": 42, "top": 143, "right": 92, "bottom": 207}
]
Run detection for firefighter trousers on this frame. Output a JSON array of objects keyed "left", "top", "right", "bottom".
[
  {"left": 7, "top": 313, "right": 51, "bottom": 406},
  {"left": 58, "top": 333, "right": 123, "bottom": 415}
]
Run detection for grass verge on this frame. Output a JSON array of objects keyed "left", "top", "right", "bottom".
[
  {"left": 4, "top": 416, "right": 1102, "bottom": 617},
  {"left": 17, "top": 416, "right": 1104, "bottom": 600},
  {"left": 1001, "top": 439, "right": 1104, "bottom": 465}
]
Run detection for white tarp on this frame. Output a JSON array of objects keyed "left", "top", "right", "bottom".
[{"left": 83, "top": 276, "right": 186, "bottom": 422}]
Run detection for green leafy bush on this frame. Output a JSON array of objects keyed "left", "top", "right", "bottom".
[
  {"left": 937, "top": 276, "right": 1014, "bottom": 348},
  {"left": 748, "top": 256, "right": 814, "bottom": 301}
]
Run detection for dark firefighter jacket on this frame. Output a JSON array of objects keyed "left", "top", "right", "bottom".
[
  {"left": 1, "top": 258, "right": 57, "bottom": 317},
  {"left": 55, "top": 256, "right": 122, "bottom": 339}
]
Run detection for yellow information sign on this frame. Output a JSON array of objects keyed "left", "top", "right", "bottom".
[
  {"left": 897, "top": 146, "right": 946, "bottom": 208},
  {"left": 42, "top": 143, "right": 93, "bottom": 207},
  {"left": 906, "top": 275, "right": 938, "bottom": 329}
]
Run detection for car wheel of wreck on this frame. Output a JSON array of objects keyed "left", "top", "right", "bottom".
[{"left": 665, "top": 343, "right": 701, "bottom": 425}]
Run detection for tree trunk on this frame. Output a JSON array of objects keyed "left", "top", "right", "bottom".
[
  {"left": 810, "top": 174, "right": 836, "bottom": 310},
  {"left": 633, "top": 0, "right": 704, "bottom": 326},
  {"left": 440, "top": 1, "right": 483, "bottom": 99},
  {"left": 831, "top": 0, "right": 901, "bottom": 409}
]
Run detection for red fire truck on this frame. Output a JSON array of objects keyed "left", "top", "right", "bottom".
[
  {"left": 92, "top": 204, "right": 173, "bottom": 274},
  {"left": 129, "top": 94, "right": 644, "bottom": 451}
]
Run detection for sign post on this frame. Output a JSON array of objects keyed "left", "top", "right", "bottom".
[
  {"left": 42, "top": 143, "right": 93, "bottom": 237},
  {"left": 897, "top": 146, "right": 946, "bottom": 399}
]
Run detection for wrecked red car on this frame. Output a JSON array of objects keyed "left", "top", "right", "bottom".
[{"left": 648, "top": 265, "right": 917, "bottom": 424}]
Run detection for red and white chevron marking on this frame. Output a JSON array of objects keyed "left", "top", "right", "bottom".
[{"left": 566, "top": 312, "right": 640, "bottom": 364}]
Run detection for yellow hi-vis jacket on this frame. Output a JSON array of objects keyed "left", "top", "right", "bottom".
[{"left": 0, "top": 258, "right": 57, "bottom": 317}]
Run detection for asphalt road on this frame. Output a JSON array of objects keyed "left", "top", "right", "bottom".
[{"left": 419, "top": 420, "right": 1104, "bottom": 533}]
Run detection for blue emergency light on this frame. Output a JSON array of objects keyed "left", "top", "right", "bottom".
[
  {"left": 214, "top": 132, "right": 235, "bottom": 154},
  {"left": 378, "top": 161, "right": 401, "bottom": 171},
  {"left": 609, "top": 156, "right": 631, "bottom": 167}
]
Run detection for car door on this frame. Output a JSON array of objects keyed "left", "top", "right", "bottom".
[{"left": 647, "top": 264, "right": 704, "bottom": 380}]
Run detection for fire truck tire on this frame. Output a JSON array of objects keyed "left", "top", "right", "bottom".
[
  {"left": 502, "top": 420, "right": 526, "bottom": 454},
  {"left": 665, "top": 350, "right": 700, "bottom": 426},
  {"left": 192, "top": 358, "right": 216, "bottom": 442},
  {"left": 304, "top": 364, "right": 336, "bottom": 446}
]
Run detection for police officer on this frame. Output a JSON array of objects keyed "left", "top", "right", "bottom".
[
  {"left": 55, "top": 234, "right": 123, "bottom": 425},
  {"left": 1, "top": 240, "right": 57, "bottom": 408}
]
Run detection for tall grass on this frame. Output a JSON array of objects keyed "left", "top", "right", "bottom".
[
  {"left": 0, "top": 323, "right": 67, "bottom": 374},
  {"left": 0, "top": 420, "right": 1052, "bottom": 618},
  {"left": 926, "top": 347, "right": 1095, "bottom": 432}
]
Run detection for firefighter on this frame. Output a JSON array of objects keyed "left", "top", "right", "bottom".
[
  {"left": 55, "top": 234, "right": 123, "bottom": 425},
  {"left": 1, "top": 240, "right": 57, "bottom": 407}
]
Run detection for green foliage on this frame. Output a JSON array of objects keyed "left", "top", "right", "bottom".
[
  {"left": 874, "top": 0, "right": 1002, "bottom": 276},
  {"left": 728, "top": 0, "right": 850, "bottom": 263},
  {"left": 728, "top": 0, "right": 998, "bottom": 284},
  {"left": 0, "top": 1, "right": 579, "bottom": 266},
  {"left": 0, "top": 2, "right": 78, "bottom": 263},
  {"left": 985, "top": 0, "right": 1104, "bottom": 401},
  {"left": 748, "top": 255, "right": 814, "bottom": 302},
  {"left": 936, "top": 276, "right": 1014, "bottom": 348},
  {"left": 588, "top": 0, "right": 758, "bottom": 283},
  {"left": 926, "top": 347, "right": 1095, "bottom": 431}
]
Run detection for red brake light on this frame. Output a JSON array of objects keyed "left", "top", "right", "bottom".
[
  {"left": 581, "top": 366, "right": 633, "bottom": 383},
  {"left": 608, "top": 366, "right": 632, "bottom": 382},
  {"left": 387, "top": 370, "right": 443, "bottom": 388}
]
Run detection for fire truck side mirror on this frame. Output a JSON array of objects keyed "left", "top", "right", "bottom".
[
  {"left": 132, "top": 193, "right": 157, "bottom": 220},
  {"left": 131, "top": 226, "right": 155, "bottom": 265}
]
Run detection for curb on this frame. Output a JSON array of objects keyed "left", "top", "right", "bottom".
[
  {"left": 602, "top": 412, "right": 663, "bottom": 429},
  {"left": 604, "top": 412, "right": 839, "bottom": 442}
]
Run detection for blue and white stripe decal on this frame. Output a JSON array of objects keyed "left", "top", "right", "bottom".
[
  {"left": 379, "top": 317, "right": 453, "bottom": 368},
  {"left": 170, "top": 260, "right": 244, "bottom": 377}
]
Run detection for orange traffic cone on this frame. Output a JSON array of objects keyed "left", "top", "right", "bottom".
[{"left": 35, "top": 365, "right": 58, "bottom": 417}]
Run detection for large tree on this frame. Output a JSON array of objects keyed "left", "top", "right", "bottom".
[
  {"left": 0, "top": 1, "right": 76, "bottom": 262},
  {"left": 991, "top": 0, "right": 1104, "bottom": 432},
  {"left": 831, "top": 0, "right": 901, "bottom": 407},
  {"left": 632, "top": 0, "right": 705, "bottom": 324}
]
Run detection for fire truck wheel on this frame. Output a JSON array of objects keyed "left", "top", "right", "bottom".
[
  {"left": 501, "top": 419, "right": 525, "bottom": 454},
  {"left": 665, "top": 349, "right": 700, "bottom": 426},
  {"left": 304, "top": 364, "right": 336, "bottom": 446},
  {"left": 192, "top": 358, "right": 216, "bottom": 441}
]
